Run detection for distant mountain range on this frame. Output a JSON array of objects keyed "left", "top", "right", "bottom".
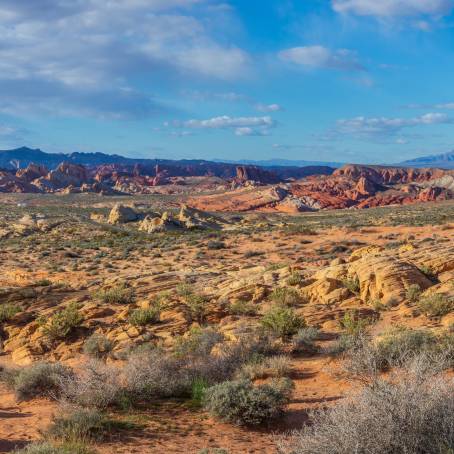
[
  {"left": 399, "top": 151, "right": 454, "bottom": 169},
  {"left": 2, "top": 146, "right": 454, "bottom": 173},
  {"left": 213, "top": 158, "right": 344, "bottom": 168}
]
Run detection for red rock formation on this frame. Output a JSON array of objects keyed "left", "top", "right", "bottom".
[{"left": 16, "top": 164, "right": 48, "bottom": 182}]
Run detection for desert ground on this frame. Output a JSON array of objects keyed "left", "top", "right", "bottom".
[{"left": 0, "top": 193, "right": 453, "bottom": 453}]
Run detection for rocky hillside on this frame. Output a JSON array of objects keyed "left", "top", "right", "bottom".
[{"left": 189, "top": 164, "right": 454, "bottom": 212}]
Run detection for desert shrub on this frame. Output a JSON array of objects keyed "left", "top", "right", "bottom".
[
  {"left": 34, "top": 279, "right": 52, "bottom": 287},
  {"left": 191, "top": 378, "right": 209, "bottom": 406},
  {"left": 228, "top": 300, "right": 258, "bottom": 316},
  {"left": 406, "top": 284, "right": 422, "bottom": 303},
  {"left": 204, "top": 378, "right": 293, "bottom": 426},
  {"left": 343, "top": 328, "right": 440, "bottom": 378},
  {"left": 183, "top": 292, "right": 209, "bottom": 324},
  {"left": 11, "top": 362, "right": 73, "bottom": 401},
  {"left": 128, "top": 306, "right": 161, "bottom": 326},
  {"left": 174, "top": 327, "right": 224, "bottom": 358},
  {"left": 94, "top": 283, "right": 134, "bottom": 305},
  {"left": 277, "top": 366, "right": 454, "bottom": 454},
  {"left": 270, "top": 287, "right": 301, "bottom": 306},
  {"left": 261, "top": 306, "right": 305, "bottom": 341},
  {"left": 175, "top": 282, "right": 194, "bottom": 299},
  {"left": 0, "top": 304, "right": 20, "bottom": 323},
  {"left": 339, "top": 310, "right": 372, "bottom": 336},
  {"left": 123, "top": 348, "right": 191, "bottom": 401},
  {"left": 13, "top": 442, "right": 94, "bottom": 454},
  {"left": 38, "top": 303, "right": 83, "bottom": 342},
  {"left": 264, "top": 355, "right": 292, "bottom": 377},
  {"left": 286, "top": 272, "right": 304, "bottom": 286},
  {"left": 419, "top": 265, "right": 438, "bottom": 282},
  {"left": 418, "top": 293, "right": 454, "bottom": 317},
  {"left": 47, "top": 408, "right": 110, "bottom": 442},
  {"left": 198, "top": 450, "right": 229, "bottom": 454},
  {"left": 83, "top": 334, "right": 113, "bottom": 358},
  {"left": 60, "top": 360, "right": 121, "bottom": 410},
  {"left": 207, "top": 240, "right": 225, "bottom": 250},
  {"left": 341, "top": 276, "right": 360, "bottom": 295},
  {"left": 292, "top": 327, "right": 320, "bottom": 354}
]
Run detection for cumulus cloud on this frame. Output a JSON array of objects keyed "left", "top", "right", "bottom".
[
  {"left": 332, "top": 0, "right": 454, "bottom": 17},
  {"left": 0, "top": 0, "right": 249, "bottom": 119},
  {"left": 172, "top": 115, "right": 275, "bottom": 136},
  {"left": 278, "top": 46, "right": 364, "bottom": 71},
  {"left": 335, "top": 112, "right": 452, "bottom": 138}
]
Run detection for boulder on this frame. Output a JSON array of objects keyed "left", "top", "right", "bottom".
[{"left": 107, "top": 204, "right": 138, "bottom": 224}]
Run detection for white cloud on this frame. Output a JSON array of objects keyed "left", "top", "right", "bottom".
[
  {"left": 332, "top": 0, "right": 453, "bottom": 17},
  {"left": 0, "top": 0, "right": 249, "bottom": 119},
  {"left": 171, "top": 115, "right": 275, "bottom": 136},
  {"left": 235, "top": 127, "right": 271, "bottom": 136},
  {"left": 255, "top": 103, "right": 283, "bottom": 112},
  {"left": 181, "top": 115, "right": 274, "bottom": 129},
  {"left": 335, "top": 112, "right": 451, "bottom": 138},
  {"left": 278, "top": 46, "right": 364, "bottom": 71}
]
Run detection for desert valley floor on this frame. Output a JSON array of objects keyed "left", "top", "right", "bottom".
[{"left": 0, "top": 193, "right": 453, "bottom": 453}]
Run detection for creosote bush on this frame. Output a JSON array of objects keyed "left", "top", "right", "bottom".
[
  {"left": 418, "top": 293, "right": 454, "bottom": 317},
  {"left": 128, "top": 306, "right": 161, "bottom": 326},
  {"left": 204, "top": 378, "right": 293, "bottom": 426},
  {"left": 260, "top": 305, "right": 306, "bottom": 341},
  {"left": 342, "top": 276, "right": 360, "bottom": 295},
  {"left": 94, "top": 283, "right": 134, "bottom": 305},
  {"left": 38, "top": 302, "right": 83, "bottom": 342},
  {"left": 270, "top": 287, "right": 302, "bottom": 306},
  {"left": 406, "top": 283, "right": 422, "bottom": 303}
]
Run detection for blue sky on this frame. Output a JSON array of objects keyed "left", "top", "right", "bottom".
[{"left": 1, "top": 0, "right": 454, "bottom": 164}]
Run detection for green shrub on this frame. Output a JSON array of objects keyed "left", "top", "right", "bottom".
[
  {"left": 340, "top": 310, "right": 372, "bottom": 336},
  {"left": 406, "top": 284, "right": 422, "bottom": 304},
  {"left": 270, "top": 287, "right": 301, "bottom": 306},
  {"left": 83, "top": 334, "right": 113, "bottom": 358},
  {"left": 419, "top": 265, "right": 437, "bottom": 282},
  {"left": 204, "top": 378, "right": 293, "bottom": 425},
  {"left": 38, "top": 303, "right": 83, "bottom": 342},
  {"left": 261, "top": 306, "right": 305, "bottom": 341},
  {"left": 184, "top": 293, "right": 209, "bottom": 324},
  {"left": 128, "top": 306, "right": 161, "bottom": 326},
  {"left": 418, "top": 293, "right": 454, "bottom": 317},
  {"left": 174, "top": 327, "right": 224, "bottom": 358},
  {"left": 228, "top": 300, "right": 258, "bottom": 316},
  {"left": 191, "top": 378, "right": 209, "bottom": 406},
  {"left": 11, "top": 362, "right": 73, "bottom": 401},
  {"left": 34, "top": 279, "right": 52, "bottom": 287},
  {"left": 0, "top": 304, "right": 20, "bottom": 323},
  {"left": 342, "top": 276, "right": 360, "bottom": 294},
  {"left": 94, "top": 283, "right": 134, "bottom": 305},
  {"left": 286, "top": 272, "right": 304, "bottom": 286}
]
